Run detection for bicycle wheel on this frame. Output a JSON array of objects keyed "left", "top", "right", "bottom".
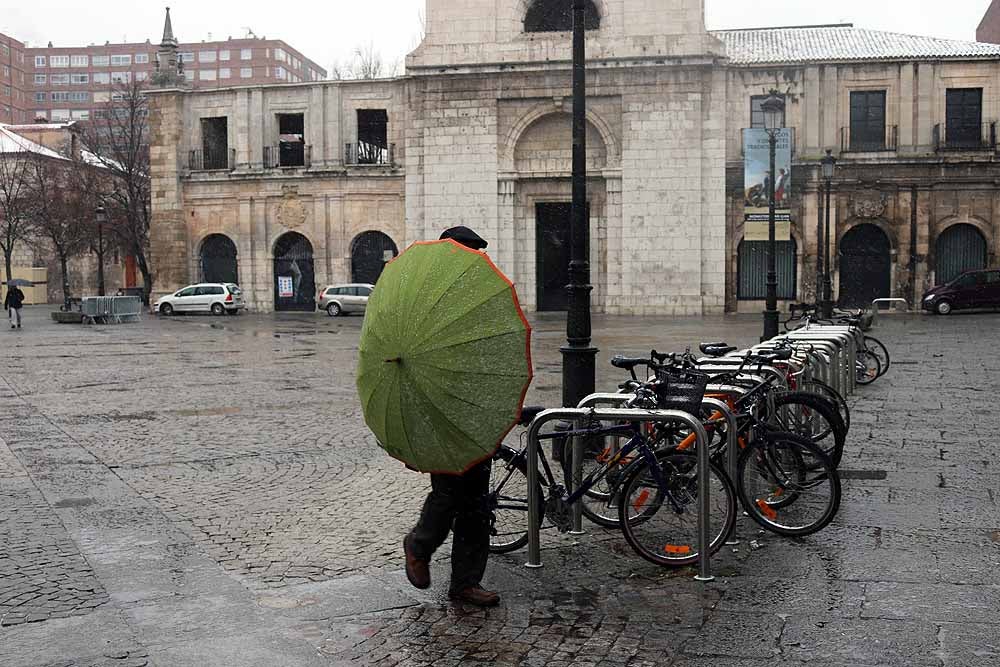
[
  {"left": 736, "top": 432, "right": 841, "bottom": 537},
  {"left": 488, "top": 445, "right": 544, "bottom": 554},
  {"left": 799, "top": 379, "right": 850, "bottom": 433},
  {"left": 769, "top": 391, "right": 846, "bottom": 468},
  {"left": 559, "top": 431, "right": 638, "bottom": 528},
  {"left": 855, "top": 350, "right": 881, "bottom": 385},
  {"left": 618, "top": 450, "right": 737, "bottom": 567},
  {"left": 864, "top": 336, "right": 890, "bottom": 377}
]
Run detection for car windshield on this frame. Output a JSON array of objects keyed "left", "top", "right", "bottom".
[
  {"left": 226, "top": 284, "right": 242, "bottom": 296},
  {"left": 951, "top": 274, "right": 977, "bottom": 288}
]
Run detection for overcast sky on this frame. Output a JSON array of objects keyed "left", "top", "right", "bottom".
[{"left": 0, "top": 1, "right": 993, "bottom": 75}]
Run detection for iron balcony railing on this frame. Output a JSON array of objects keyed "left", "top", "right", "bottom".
[
  {"left": 189, "top": 147, "right": 235, "bottom": 171},
  {"left": 840, "top": 125, "right": 898, "bottom": 153},
  {"left": 934, "top": 122, "right": 997, "bottom": 152},
  {"left": 345, "top": 142, "right": 396, "bottom": 166},
  {"left": 264, "top": 144, "right": 312, "bottom": 169}
]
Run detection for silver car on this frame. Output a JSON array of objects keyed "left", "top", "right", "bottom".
[{"left": 317, "top": 283, "right": 374, "bottom": 317}]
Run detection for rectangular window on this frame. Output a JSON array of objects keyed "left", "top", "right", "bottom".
[
  {"left": 180, "top": 52, "right": 194, "bottom": 63},
  {"left": 199, "top": 117, "right": 229, "bottom": 169},
  {"left": 110, "top": 55, "right": 131, "bottom": 66},
  {"left": 2, "top": 65, "right": 8, "bottom": 77},
  {"left": 50, "top": 55, "right": 69, "bottom": 67},
  {"left": 750, "top": 95, "right": 785, "bottom": 130},
  {"left": 51, "top": 73, "right": 70, "bottom": 85},
  {"left": 34, "top": 74, "right": 46, "bottom": 84},
  {"left": 111, "top": 71, "right": 131, "bottom": 84},
  {"left": 70, "top": 91, "right": 88, "bottom": 102},
  {"left": 135, "top": 53, "right": 149, "bottom": 64},
  {"left": 71, "top": 110, "right": 90, "bottom": 120},
  {"left": 93, "top": 72, "right": 110, "bottom": 84},
  {"left": 184, "top": 70, "right": 195, "bottom": 81},
  {"left": 199, "top": 70, "right": 216, "bottom": 81},
  {"left": 945, "top": 88, "right": 984, "bottom": 149},
  {"left": 33, "top": 110, "right": 47, "bottom": 120},
  {"left": 92, "top": 55, "right": 110, "bottom": 66},
  {"left": 275, "top": 66, "right": 285, "bottom": 80},
  {"left": 219, "top": 50, "right": 230, "bottom": 61},
  {"left": 35, "top": 92, "right": 46, "bottom": 103},
  {"left": 275, "top": 48, "right": 286, "bottom": 63},
  {"left": 1, "top": 85, "right": 9, "bottom": 97},
  {"left": 93, "top": 91, "right": 110, "bottom": 103},
  {"left": 357, "top": 109, "right": 389, "bottom": 164},
  {"left": 35, "top": 55, "right": 46, "bottom": 67},
  {"left": 219, "top": 68, "right": 231, "bottom": 79},
  {"left": 70, "top": 74, "right": 89, "bottom": 84},
  {"left": 0, "top": 44, "right": 7, "bottom": 56},
  {"left": 849, "top": 90, "right": 887, "bottom": 151},
  {"left": 277, "top": 113, "right": 305, "bottom": 167},
  {"left": 199, "top": 51, "right": 216, "bottom": 63},
  {"left": 51, "top": 109, "right": 71, "bottom": 121},
  {"left": 70, "top": 55, "right": 88, "bottom": 67},
  {"left": 240, "top": 67, "right": 252, "bottom": 78},
  {"left": 135, "top": 71, "right": 148, "bottom": 82},
  {"left": 240, "top": 48, "right": 252, "bottom": 60}
]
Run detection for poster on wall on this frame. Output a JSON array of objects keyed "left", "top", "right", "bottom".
[
  {"left": 277, "top": 276, "right": 294, "bottom": 298},
  {"left": 744, "top": 128, "right": 792, "bottom": 242}
]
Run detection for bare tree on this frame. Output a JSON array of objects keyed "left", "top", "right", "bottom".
[
  {"left": 76, "top": 77, "right": 153, "bottom": 300},
  {"left": 330, "top": 43, "right": 399, "bottom": 80},
  {"left": 0, "top": 138, "right": 35, "bottom": 284}
]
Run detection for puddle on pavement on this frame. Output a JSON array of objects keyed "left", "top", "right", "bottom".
[
  {"left": 53, "top": 497, "right": 95, "bottom": 508},
  {"left": 169, "top": 406, "right": 243, "bottom": 417}
]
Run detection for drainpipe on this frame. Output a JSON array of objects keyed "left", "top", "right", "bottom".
[{"left": 909, "top": 185, "right": 918, "bottom": 304}]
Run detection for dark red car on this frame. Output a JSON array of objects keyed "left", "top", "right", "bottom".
[{"left": 922, "top": 269, "right": 1000, "bottom": 315}]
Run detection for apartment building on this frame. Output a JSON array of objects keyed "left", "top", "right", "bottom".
[{"left": 0, "top": 33, "right": 31, "bottom": 124}]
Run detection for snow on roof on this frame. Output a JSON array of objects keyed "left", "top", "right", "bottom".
[{"left": 0, "top": 125, "right": 66, "bottom": 160}]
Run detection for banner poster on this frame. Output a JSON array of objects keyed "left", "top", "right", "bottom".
[
  {"left": 278, "top": 276, "right": 294, "bottom": 298},
  {"left": 744, "top": 128, "right": 792, "bottom": 242}
]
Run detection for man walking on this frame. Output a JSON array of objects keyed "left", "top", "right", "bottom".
[
  {"left": 402, "top": 226, "right": 500, "bottom": 608},
  {"left": 5, "top": 283, "right": 24, "bottom": 329}
]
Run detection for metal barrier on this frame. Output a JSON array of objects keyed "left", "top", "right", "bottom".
[
  {"left": 525, "top": 407, "right": 714, "bottom": 581},
  {"left": 81, "top": 296, "right": 142, "bottom": 325},
  {"left": 871, "top": 298, "right": 909, "bottom": 327}
]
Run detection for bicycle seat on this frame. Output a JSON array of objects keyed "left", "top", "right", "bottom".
[
  {"left": 754, "top": 349, "right": 794, "bottom": 363},
  {"left": 518, "top": 405, "right": 546, "bottom": 426},
  {"left": 700, "top": 343, "right": 737, "bottom": 357},
  {"left": 611, "top": 355, "right": 648, "bottom": 371}
]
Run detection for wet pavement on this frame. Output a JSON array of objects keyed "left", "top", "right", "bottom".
[{"left": 0, "top": 306, "right": 997, "bottom": 666}]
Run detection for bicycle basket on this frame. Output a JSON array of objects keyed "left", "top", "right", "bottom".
[{"left": 653, "top": 368, "right": 710, "bottom": 415}]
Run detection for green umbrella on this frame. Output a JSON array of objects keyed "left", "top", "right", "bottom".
[{"left": 357, "top": 239, "right": 533, "bottom": 474}]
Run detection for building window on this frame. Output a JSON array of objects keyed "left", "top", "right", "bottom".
[
  {"left": 33, "top": 110, "right": 47, "bottom": 120},
  {"left": 50, "top": 55, "right": 69, "bottom": 67},
  {"left": 275, "top": 48, "right": 286, "bottom": 63},
  {"left": 70, "top": 73, "right": 89, "bottom": 84},
  {"left": 92, "top": 55, "right": 110, "bottom": 66},
  {"left": 199, "top": 70, "right": 217, "bottom": 81},
  {"left": 275, "top": 66, "right": 286, "bottom": 80},
  {"left": 199, "top": 117, "right": 229, "bottom": 169},
  {"left": 849, "top": 90, "right": 887, "bottom": 151},
  {"left": 240, "top": 67, "right": 252, "bottom": 78},
  {"left": 135, "top": 72, "right": 148, "bottom": 82},
  {"left": 71, "top": 110, "right": 90, "bottom": 120},
  {"left": 524, "top": 0, "right": 599, "bottom": 32},
  {"left": 1, "top": 85, "right": 9, "bottom": 97},
  {"left": 0, "top": 44, "right": 7, "bottom": 56},
  {"left": 110, "top": 72, "right": 131, "bottom": 84},
  {"left": 945, "top": 88, "right": 984, "bottom": 149},
  {"left": 277, "top": 113, "right": 305, "bottom": 167},
  {"left": 199, "top": 51, "right": 216, "bottom": 63},
  {"left": 93, "top": 72, "right": 110, "bottom": 84},
  {"left": 357, "top": 109, "right": 389, "bottom": 164},
  {"left": 35, "top": 56, "right": 46, "bottom": 67},
  {"left": 219, "top": 50, "right": 230, "bottom": 61},
  {"left": 50, "top": 73, "right": 70, "bottom": 85},
  {"left": 35, "top": 92, "right": 46, "bottom": 103},
  {"left": 135, "top": 53, "right": 149, "bottom": 64},
  {"left": 240, "top": 48, "right": 252, "bottom": 60},
  {"left": 70, "top": 55, "right": 88, "bottom": 67},
  {"left": 51, "top": 91, "right": 89, "bottom": 102},
  {"left": 184, "top": 70, "right": 195, "bottom": 81},
  {"left": 51, "top": 109, "right": 70, "bottom": 121},
  {"left": 110, "top": 55, "right": 131, "bottom": 66},
  {"left": 34, "top": 74, "right": 46, "bottom": 84},
  {"left": 179, "top": 52, "right": 194, "bottom": 63},
  {"left": 93, "top": 91, "right": 110, "bottom": 103},
  {"left": 1, "top": 65, "right": 8, "bottom": 77},
  {"left": 219, "top": 68, "right": 231, "bottom": 79},
  {"left": 737, "top": 239, "right": 797, "bottom": 300},
  {"left": 750, "top": 95, "right": 786, "bottom": 129}
]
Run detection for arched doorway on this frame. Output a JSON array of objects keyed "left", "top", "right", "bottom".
[
  {"left": 351, "top": 231, "right": 398, "bottom": 285},
  {"left": 936, "top": 223, "right": 987, "bottom": 285},
  {"left": 273, "top": 232, "right": 315, "bottom": 312},
  {"left": 838, "top": 224, "right": 891, "bottom": 307},
  {"left": 199, "top": 234, "right": 238, "bottom": 284}
]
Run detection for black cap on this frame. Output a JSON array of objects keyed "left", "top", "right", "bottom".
[{"left": 440, "top": 226, "right": 488, "bottom": 250}]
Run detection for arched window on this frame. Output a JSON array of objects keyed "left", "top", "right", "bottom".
[
  {"left": 737, "top": 239, "right": 797, "bottom": 300},
  {"left": 524, "top": 0, "right": 600, "bottom": 33}
]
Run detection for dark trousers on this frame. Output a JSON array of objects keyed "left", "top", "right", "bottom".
[{"left": 408, "top": 459, "right": 491, "bottom": 592}]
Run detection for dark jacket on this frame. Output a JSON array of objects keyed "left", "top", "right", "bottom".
[{"left": 4, "top": 287, "right": 24, "bottom": 310}]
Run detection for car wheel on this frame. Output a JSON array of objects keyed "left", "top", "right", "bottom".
[
  {"left": 160, "top": 303, "right": 174, "bottom": 316},
  {"left": 211, "top": 303, "right": 225, "bottom": 316},
  {"left": 327, "top": 303, "right": 341, "bottom": 317},
  {"left": 935, "top": 300, "right": 953, "bottom": 316}
]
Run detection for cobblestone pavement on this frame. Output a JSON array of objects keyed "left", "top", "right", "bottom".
[{"left": 0, "top": 306, "right": 998, "bottom": 665}]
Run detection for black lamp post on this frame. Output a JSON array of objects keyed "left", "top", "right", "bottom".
[
  {"left": 94, "top": 205, "right": 107, "bottom": 296},
  {"left": 761, "top": 92, "right": 785, "bottom": 341},
  {"left": 820, "top": 149, "right": 837, "bottom": 318},
  {"left": 561, "top": 0, "right": 597, "bottom": 410}
]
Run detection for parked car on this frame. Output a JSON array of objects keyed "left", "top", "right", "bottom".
[
  {"left": 154, "top": 283, "right": 246, "bottom": 316},
  {"left": 318, "top": 283, "right": 374, "bottom": 317},
  {"left": 922, "top": 269, "right": 1000, "bottom": 315}
]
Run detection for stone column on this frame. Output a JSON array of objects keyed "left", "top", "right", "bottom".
[
  {"left": 148, "top": 91, "right": 189, "bottom": 300},
  {"left": 495, "top": 178, "right": 516, "bottom": 280}
]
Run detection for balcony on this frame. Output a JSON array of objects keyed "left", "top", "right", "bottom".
[
  {"left": 934, "top": 122, "right": 997, "bottom": 152},
  {"left": 189, "top": 148, "right": 235, "bottom": 171},
  {"left": 264, "top": 144, "right": 312, "bottom": 169},
  {"left": 840, "top": 126, "right": 898, "bottom": 154},
  {"left": 345, "top": 142, "right": 396, "bottom": 167}
]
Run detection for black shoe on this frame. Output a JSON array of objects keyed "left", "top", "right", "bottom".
[
  {"left": 403, "top": 535, "right": 430, "bottom": 590},
  {"left": 448, "top": 586, "right": 500, "bottom": 607}
]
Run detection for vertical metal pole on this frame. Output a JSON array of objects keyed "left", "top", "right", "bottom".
[
  {"left": 909, "top": 185, "right": 919, "bottom": 306},
  {"left": 694, "top": 418, "right": 714, "bottom": 582},
  {"left": 762, "top": 131, "right": 779, "bottom": 340},
  {"left": 816, "top": 180, "right": 824, "bottom": 306},
  {"left": 822, "top": 177, "right": 833, "bottom": 318},
  {"left": 526, "top": 425, "right": 543, "bottom": 568}
]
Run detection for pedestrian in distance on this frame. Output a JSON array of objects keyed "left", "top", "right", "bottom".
[
  {"left": 5, "top": 283, "right": 24, "bottom": 329},
  {"left": 402, "top": 225, "right": 501, "bottom": 608}
]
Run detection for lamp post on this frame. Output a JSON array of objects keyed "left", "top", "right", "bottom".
[
  {"left": 95, "top": 205, "right": 107, "bottom": 296},
  {"left": 820, "top": 149, "right": 837, "bottom": 318},
  {"left": 761, "top": 92, "right": 785, "bottom": 341},
  {"left": 561, "top": 0, "right": 597, "bottom": 410}
]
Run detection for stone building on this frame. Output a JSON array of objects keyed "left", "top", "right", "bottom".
[{"left": 148, "top": 2, "right": 1000, "bottom": 314}]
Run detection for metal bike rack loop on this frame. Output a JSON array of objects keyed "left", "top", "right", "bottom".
[{"left": 525, "top": 408, "right": 714, "bottom": 581}]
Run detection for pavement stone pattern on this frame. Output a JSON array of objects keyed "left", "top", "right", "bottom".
[{"left": 0, "top": 307, "right": 998, "bottom": 666}]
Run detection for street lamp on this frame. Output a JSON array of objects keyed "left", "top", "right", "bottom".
[
  {"left": 820, "top": 149, "right": 837, "bottom": 318},
  {"left": 95, "top": 205, "right": 107, "bottom": 296},
  {"left": 761, "top": 92, "right": 785, "bottom": 341}
]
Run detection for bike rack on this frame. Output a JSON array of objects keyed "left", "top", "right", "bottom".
[
  {"left": 870, "top": 298, "right": 909, "bottom": 327},
  {"left": 779, "top": 333, "right": 851, "bottom": 395},
  {"left": 525, "top": 408, "right": 714, "bottom": 581},
  {"left": 701, "top": 397, "right": 740, "bottom": 544}
]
